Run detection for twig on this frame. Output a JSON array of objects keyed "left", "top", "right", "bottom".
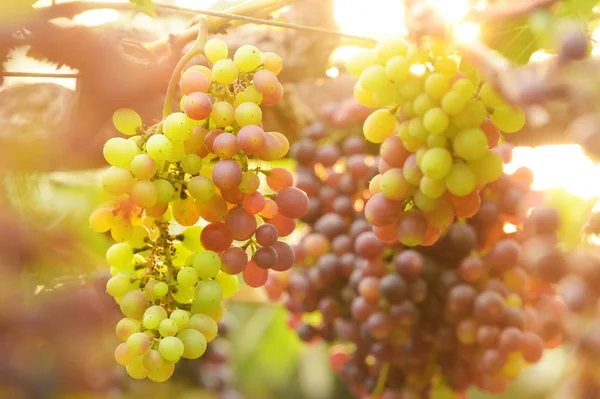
[
  {"left": 465, "top": 0, "right": 559, "bottom": 22},
  {"left": 145, "top": 1, "right": 376, "bottom": 53},
  {"left": 35, "top": 1, "right": 199, "bottom": 20},
  {"left": 162, "top": 18, "right": 209, "bottom": 118},
  {"left": 371, "top": 361, "right": 390, "bottom": 397},
  {"left": 1, "top": 71, "right": 79, "bottom": 78}
]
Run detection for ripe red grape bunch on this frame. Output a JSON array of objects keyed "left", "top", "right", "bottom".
[
  {"left": 88, "top": 33, "right": 308, "bottom": 382},
  {"left": 347, "top": 37, "right": 527, "bottom": 246}
]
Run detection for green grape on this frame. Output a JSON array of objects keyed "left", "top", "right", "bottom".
[
  {"left": 131, "top": 180, "right": 158, "bottom": 209},
  {"left": 177, "top": 267, "right": 199, "bottom": 287},
  {"left": 425, "top": 73, "right": 450, "bottom": 99},
  {"left": 363, "top": 109, "right": 396, "bottom": 143},
  {"left": 172, "top": 286, "right": 194, "bottom": 304},
  {"left": 130, "top": 154, "right": 156, "bottom": 180},
  {"left": 445, "top": 162, "right": 476, "bottom": 196},
  {"left": 385, "top": 56, "right": 410, "bottom": 82},
  {"left": 212, "top": 59, "right": 239, "bottom": 85},
  {"left": 413, "top": 189, "right": 440, "bottom": 211},
  {"left": 115, "top": 342, "right": 134, "bottom": 365},
  {"left": 468, "top": 150, "right": 504, "bottom": 184},
  {"left": 167, "top": 139, "right": 186, "bottom": 163},
  {"left": 143, "top": 280, "right": 158, "bottom": 301},
  {"left": 401, "top": 101, "right": 416, "bottom": 118},
  {"left": 434, "top": 58, "right": 458, "bottom": 78},
  {"left": 181, "top": 154, "right": 203, "bottom": 175},
  {"left": 153, "top": 282, "right": 168, "bottom": 298},
  {"left": 163, "top": 112, "right": 193, "bottom": 141},
  {"left": 346, "top": 50, "right": 379, "bottom": 77},
  {"left": 441, "top": 90, "right": 468, "bottom": 116},
  {"left": 102, "top": 167, "right": 134, "bottom": 196},
  {"left": 354, "top": 83, "right": 376, "bottom": 107},
  {"left": 408, "top": 118, "right": 428, "bottom": 140},
  {"left": 125, "top": 355, "right": 149, "bottom": 379},
  {"left": 372, "top": 83, "right": 401, "bottom": 106},
  {"left": 420, "top": 148, "right": 453, "bottom": 180},
  {"left": 153, "top": 179, "right": 176, "bottom": 203},
  {"left": 111, "top": 215, "right": 133, "bottom": 243},
  {"left": 106, "top": 243, "right": 133, "bottom": 269},
  {"left": 169, "top": 309, "right": 190, "bottom": 330},
  {"left": 126, "top": 332, "right": 151, "bottom": 356},
  {"left": 158, "top": 336, "right": 185, "bottom": 362},
  {"left": 398, "top": 78, "right": 422, "bottom": 99},
  {"left": 106, "top": 274, "right": 132, "bottom": 298},
  {"left": 116, "top": 317, "right": 141, "bottom": 341},
  {"left": 479, "top": 81, "right": 505, "bottom": 109},
  {"left": 204, "top": 38, "right": 229, "bottom": 63},
  {"left": 236, "top": 85, "right": 263, "bottom": 105},
  {"left": 189, "top": 313, "right": 218, "bottom": 342},
  {"left": 239, "top": 171, "right": 260, "bottom": 194},
  {"left": 423, "top": 107, "right": 449, "bottom": 134},
  {"left": 424, "top": 198, "right": 454, "bottom": 230},
  {"left": 492, "top": 104, "right": 526, "bottom": 133},
  {"left": 215, "top": 271, "right": 239, "bottom": 298},
  {"left": 426, "top": 132, "right": 448, "bottom": 148},
  {"left": 143, "top": 305, "right": 168, "bottom": 330},
  {"left": 261, "top": 52, "right": 283, "bottom": 75},
  {"left": 89, "top": 208, "right": 114, "bottom": 233},
  {"left": 158, "top": 319, "right": 179, "bottom": 337},
  {"left": 452, "top": 78, "right": 476, "bottom": 98},
  {"left": 194, "top": 280, "right": 223, "bottom": 313},
  {"left": 406, "top": 43, "right": 429, "bottom": 63},
  {"left": 413, "top": 93, "right": 437, "bottom": 117},
  {"left": 177, "top": 328, "right": 207, "bottom": 359},
  {"left": 235, "top": 102, "right": 262, "bottom": 127},
  {"left": 453, "top": 99, "right": 487, "bottom": 128},
  {"left": 200, "top": 301, "right": 224, "bottom": 321},
  {"left": 113, "top": 108, "right": 142, "bottom": 136},
  {"left": 402, "top": 137, "right": 424, "bottom": 153},
  {"left": 360, "top": 65, "right": 388, "bottom": 92},
  {"left": 376, "top": 38, "right": 408, "bottom": 63},
  {"left": 453, "top": 128, "right": 488, "bottom": 161},
  {"left": 103, "top": 137, "right": 139, "bottom": 169},
  {"left": 210, "top": 102, "right": 235, "bottom": 128},
  {"left": 193, "top": 251, "right": 221, "bottom": 279},
  {"left": 380, "top": 168, "right": 415, "bottom": 201},
  {"left": 234, "top": 44, "right": 262, "bottom": 72},
  {"left": 142, "top": 349, "right": 164, "bottom": 372},
  {"left": 147, "top": 360, "right": 175, "bottom": 382},
  {"left": 420, "top": 176, "right": 446, "bottom": 199},
  {"left": 172, "top": 242, "right": 191, "bottom": 268},
  {"left": 146, "top": 134, "right": 174, "bottom": 161},
  {"left": 181, "top": 226, "right": 204, "bottom": 253},
  {"left": 188, "top": 176, "right": 216, "bottom": 201}
]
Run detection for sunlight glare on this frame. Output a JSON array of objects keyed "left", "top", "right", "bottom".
[
  {"left": 454, "top": 22, "right": 480, "bottom": 43},
  {"left": 505, "top": 145, "right": 600, "bottom": 200},
  {"left": 428, "top": 0, "right": 470, "bottom": 23},
  {"left": 409, "top": 64, "right": 427, "bottom": 76},
  {"left": 73, "top": 9, "right": 120, "bottom": 26},
  {"left": 175, "top": 0, "right": 218, "bottom": 9},
  {"left": 326, "top": 67, "right": 340, "bottom": 78},
  {"left": 334, "top": 0, "right": 405, "bottom": 37}
]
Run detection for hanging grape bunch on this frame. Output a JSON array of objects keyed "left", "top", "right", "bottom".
[
  {"left": 348, "top": 37, "right": 527, "bottom": 246},
  {"left": 88, "top": 24, "right": 308, "bottom": 382},
  {"left": 280, "top": 150, "right": 563, "bottom": 398}
]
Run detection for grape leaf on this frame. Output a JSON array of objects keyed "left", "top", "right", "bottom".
[
  {"left": 129, "top": 0, "right": 156, "bottom": 16},
  {"left": 481, "top": 16, "right": 539, "bottom": 65},
  {"left": 558, "top": 0, "right": 599, "bottom": 20}
]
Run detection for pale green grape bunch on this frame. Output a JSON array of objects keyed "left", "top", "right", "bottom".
[
  {"left": 91, "top": 36, "right": 306, "bottom": 381},
  {"left": 351, "top": 37, "right": 526, "bottom": 247}
]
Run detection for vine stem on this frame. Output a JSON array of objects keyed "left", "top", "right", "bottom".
[
  {"left": 371, "top": 361, "right": 390, "bottom": 397},
  {"left": 162, "top": 17, "right": 209, "bottom": 119}
]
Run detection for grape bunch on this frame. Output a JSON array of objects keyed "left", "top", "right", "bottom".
[
  {"left": 279, "top": 139, "right": 563, "bottom": 398},
  {"left": 347, "top": 37, "right": 527, "bottom": 247},
  {"left": 88, "top": 37, "right": 308, "bottom": 382}
]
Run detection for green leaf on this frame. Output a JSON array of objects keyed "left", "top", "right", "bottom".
[
  {"left": 557, "top": 0, "right": 599, "bottom": 20},
  {"left": 1, "top": 0, "right": 37, "bottom": 21},
  {"left": 481, "top": 16, "right": 539, "bottom": 65},
  {"left": 129, "top": 0, "right": 156, "bottom": 17}
]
